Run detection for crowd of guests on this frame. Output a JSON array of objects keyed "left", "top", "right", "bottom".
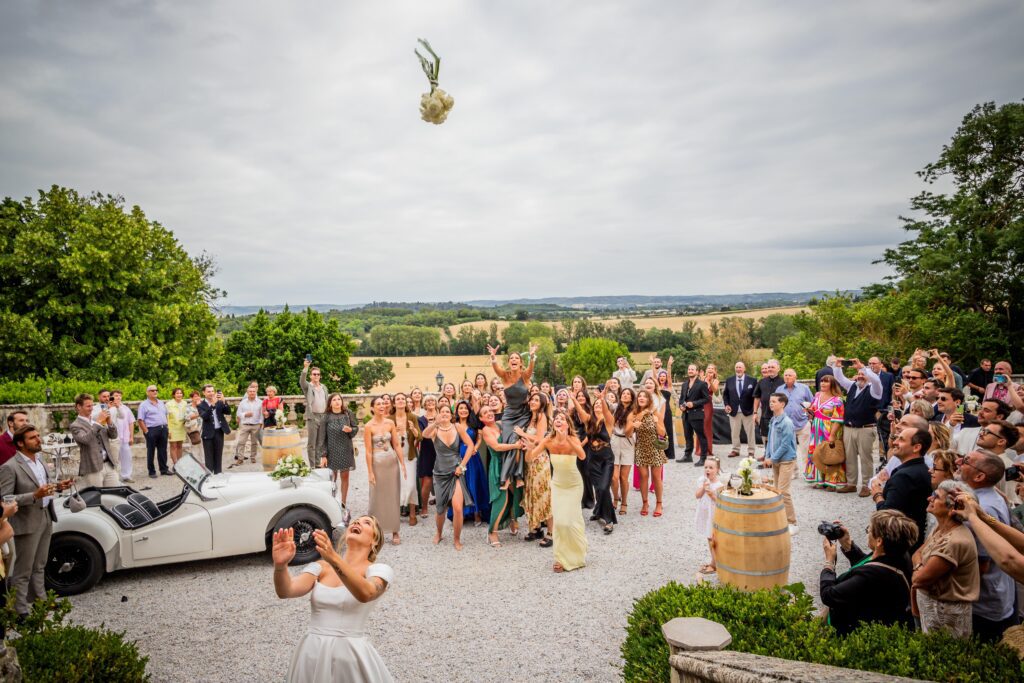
[{"left": 0, "top": 348, "right": 1021, "bottom": 643}]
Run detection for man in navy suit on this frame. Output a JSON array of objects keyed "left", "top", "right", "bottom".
[
  {"left": 197, "top": 384, "right": 232, "bottom": 474},
  {"left": 721, "top": 361, "right": 756, "bottom": 458},
  {"left": 679, "top": 364, "right": 711, "bottom": 466}
]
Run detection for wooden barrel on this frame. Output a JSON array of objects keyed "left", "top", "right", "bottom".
[
  {"left": 261, "top": 427, "right": 304, "bottom": 471},
  {"left": 712, "top": 487, "right": 791, "bottom": 591}
]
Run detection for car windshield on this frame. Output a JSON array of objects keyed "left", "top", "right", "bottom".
[{"left": 174, "top": 452, "right": 212, "bottom": 495}]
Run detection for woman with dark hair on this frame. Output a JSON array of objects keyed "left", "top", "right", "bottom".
[
  {"left": 450, "top": 400, "right": 489, "bottom": 527},
  {"left": 568, "top": 388, "right": 595, "bottom": 509},
  {"left": 391, "top": 393, "right": 421, "bottom": 526},
  {"left": 804, "top": 373, "right": 846, "bottom": 489},
  {"left": 364, "top": 397, "right": 405, "bottom": 546},
  {"left": 630, "top": 389, "right": 667, "bottom": 517},
  {"left": 422, "top": 404, "right": 476, "bottom": 550},
  {"left": 820, "top": 509, "right": 918, "bottom": 635},
  {"left": 657, "top": 369, "right": 676, "bottom": 462},
  {"left": 318, "top": 393, "right": 359, "bottom": 521},
  {"left": 479, "top": 406, "right": 527, "bottom": 548},
  {"left": 517, "top": 392, "right": 553, "bottom": 546},
  {"left": 441, "top": 383, "right": 457, "bottom": 405},
  {"left": 474, "top": 373, "right": 489, "bottom": 395},
  {"left": 611, "top": 388, "right": 637, "bottom": 514},
  {"left": 585, "top": 391, "right": 618, "bottom": 534},
  {"left": 409, "top": 388, "right": 424, "bottom": 417},
  {"left": 487, "top": 342, "right": 539, "bottom": 489},
  {"left": 416, "top": 395, "right": 439, "bottom": 519}
]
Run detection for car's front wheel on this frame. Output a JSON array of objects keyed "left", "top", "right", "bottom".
[
  {"left": 275, "top": 507, "right": 331, "bottom": 565},
  {"left": 46, "top": 534, "right": 105, "bottom": 596}
]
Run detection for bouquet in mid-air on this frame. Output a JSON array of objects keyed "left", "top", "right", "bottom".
[{"left": 415, "top": 38, "right": 454, "bottom": 124}]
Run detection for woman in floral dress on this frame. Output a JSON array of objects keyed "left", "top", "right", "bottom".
[{"left": 804, "top": 373, "right": 846, "bottom": 489}]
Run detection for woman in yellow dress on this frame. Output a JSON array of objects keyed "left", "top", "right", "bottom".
[{"left": 528, "top": 409, "right": 587, "bottom": 572}]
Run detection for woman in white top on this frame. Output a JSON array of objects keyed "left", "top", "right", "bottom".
[{"left": 273, "top": 517, "right": 394, "bottom": 683}]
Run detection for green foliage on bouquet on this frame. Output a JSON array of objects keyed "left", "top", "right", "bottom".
[{"left": 269, "top": 454, "right": 311, "bottom": 480}]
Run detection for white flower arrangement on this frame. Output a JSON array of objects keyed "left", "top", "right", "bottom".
[
  {"left": 736, "top": 457, "right": 757, "bottom": 495},
  {"left": 415, "top": 38, "right": 454, "bottom": 125},
  {"left": 269, "top": 454, "right": 311, "bottom": 481}
]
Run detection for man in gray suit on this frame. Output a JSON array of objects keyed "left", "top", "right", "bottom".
[
  {"left": 0, "top": 425, "right": 71, "bottom": 616},
  {"left": 69, "top": 393, "right": 120, "bottom": 487}
]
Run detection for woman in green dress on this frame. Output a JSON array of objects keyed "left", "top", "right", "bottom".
[{"left": 477, "top": 405, "right": 526, "bottom": 548}]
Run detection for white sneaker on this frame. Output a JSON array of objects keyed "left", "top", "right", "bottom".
[{"left": 788, "top": 524, "right": 799, "bottom": 535}]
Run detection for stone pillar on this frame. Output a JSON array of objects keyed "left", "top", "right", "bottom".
[{"left": 661, "top": 617, "right": 732, "bottom": 683}]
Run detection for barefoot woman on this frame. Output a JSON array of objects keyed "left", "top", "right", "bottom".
[{"left": 421, "top": 404, "right": 476, "bottom": 550}]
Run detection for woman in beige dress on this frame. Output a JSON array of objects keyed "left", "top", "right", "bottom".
[{"left": 364, "top": 396, "right": 406, "bottom": 545}]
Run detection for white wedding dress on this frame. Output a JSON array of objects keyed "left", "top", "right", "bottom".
[{"left": 286, "top": 562, "right": 395, "bottom": 682}]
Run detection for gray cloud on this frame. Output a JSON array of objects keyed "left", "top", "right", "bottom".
[{"left": 2, "top": 1, "right": 1021, "bottom": 305}]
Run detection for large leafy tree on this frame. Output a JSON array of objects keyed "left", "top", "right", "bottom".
[
  {"left": 559, "top": 337, "right": 630, "bottom": 384},
  {"left": 879, "top": 100, "right": 1023, "bottom": 361},
  {"left": 222, "top": 308, "right": 357, "bottom": 395},
  {"left": 0, "top": 186, "right": 221, "bottom": 383}
]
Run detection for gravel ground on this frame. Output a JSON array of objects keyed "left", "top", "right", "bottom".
[{"left": 66, "top": 445, "right": 879, "bottom": 682}]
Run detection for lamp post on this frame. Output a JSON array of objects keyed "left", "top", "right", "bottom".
[
  {"left": 45, "top": 387, "right": 52, "bottom": 405},
  {"left": 435, "top": 371, "right": 444, "bottom": 392}
]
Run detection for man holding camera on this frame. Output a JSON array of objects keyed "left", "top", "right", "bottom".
[
  {"left": 832, "top": 359, "right": 882, "bottom": 496},
  {"left": 198, "top": 385, "right": 232, "bottom": 474},
  {"left": 932, "top": 387, "right": 979, "bottom": 435},
  {"left": 69, "top": 392, "right": 121, "bottom": 487},
  {"left": 300, "top": 359, "right": 328, "bottom": 469}
]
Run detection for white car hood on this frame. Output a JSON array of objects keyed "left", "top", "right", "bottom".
[{"left": 204, "top": 468, "right": 334, "bottom": 503}]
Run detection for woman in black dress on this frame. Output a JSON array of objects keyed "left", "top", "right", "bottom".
[
  {"left": 487, "top": 342, "right": 538, "bottom": 488},
  {"left": 568, "top": 384, "right": 595, "bottom": 509},
  {"left": 316, "top": 393, "right": 359, "bottom": 520},
  {"left": 585, "top": 391, "right": 617, "bottom": 534},
  {"left": 417, "top": 395, "right": 439, "bottom": 518}
]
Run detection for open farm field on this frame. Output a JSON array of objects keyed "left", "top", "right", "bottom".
[
  {"left": 446, "top": 305, "right": 806, "bottom": 336},
  {"left": 350, "top": 354, "right": 494, "bottom": 393}
]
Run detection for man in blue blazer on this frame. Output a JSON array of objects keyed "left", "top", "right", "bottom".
[{"left": 722, "top": 361, "right": 757, "bottom": 458}]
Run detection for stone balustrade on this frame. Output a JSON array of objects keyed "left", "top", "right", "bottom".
[{"left": 661, "top": 617, "right": 923, "bottom": 683}]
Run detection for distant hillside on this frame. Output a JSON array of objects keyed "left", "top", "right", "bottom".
[{"left": 217, "top": 290, "right": 855, "bottom": 316}]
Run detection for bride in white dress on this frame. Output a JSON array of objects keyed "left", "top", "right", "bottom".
[{"left": 272, "top": 517, "right": 395, "bottom": 682}]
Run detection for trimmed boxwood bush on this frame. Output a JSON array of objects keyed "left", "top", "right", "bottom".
[
  {"left": 622, "top": 582, "right": 1023, "bottom": 683},
  {"left": 3, "top": 591, "right": 149, "bottom": 682}
]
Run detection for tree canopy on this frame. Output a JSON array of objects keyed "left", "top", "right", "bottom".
[
  {"left": 0, "top": 186, "right": 221, "bottom": 384},
  {"left": 559, "top": 338, "right": 630, "bottom": 384},
  {"left": 222, "top": 308, "right": 356, "bottom": 395}
]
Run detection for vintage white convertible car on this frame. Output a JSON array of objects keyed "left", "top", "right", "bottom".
[{"left": 45, "top": 453, "right": 343, "bottom": 595}]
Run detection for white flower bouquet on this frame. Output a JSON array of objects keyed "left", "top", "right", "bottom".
[
  {"left": 415, "top": 38, "right": 454, "bottom": 125},
  {"left": 736, "top": 457, "right": 757, "bottom": 495},
  {"left": 269, "top": 454, "right": 311, "bottom": 481}
]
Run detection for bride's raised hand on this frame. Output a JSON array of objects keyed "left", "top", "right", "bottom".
[
  {"left": 313, "top": 529, "right": 341, "bottom": 565},
  {"left": 486, "top": 344, "right": 500, "bottom": 358},
  {"left": 272, "top": 528, "right": 296, "bottom": 567}
]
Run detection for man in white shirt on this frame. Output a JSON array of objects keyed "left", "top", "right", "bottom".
[
  {"left": 233, "top": 382, "right": 263, "bottom": 467},
  {"left": 612, "top": 357, "right": 637, "bottom": 390}
]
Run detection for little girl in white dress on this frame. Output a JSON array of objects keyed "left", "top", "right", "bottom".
[
  {"left": 272, "top": 517, "right": 394, "bottom": 682},
  {"left": 694, "top": 458, "right": 724, "bottom": 574}
]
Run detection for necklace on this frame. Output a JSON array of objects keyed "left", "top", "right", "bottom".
[{"left": 437, "top": 424, "right": 453, "bottom": 432}]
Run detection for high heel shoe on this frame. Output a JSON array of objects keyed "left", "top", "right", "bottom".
[
  {"left": 640, "top": 503, "right": 649, "bottom": 516},
  {"left": 653, "top": 503, "right": 663, "bottom": 518}
]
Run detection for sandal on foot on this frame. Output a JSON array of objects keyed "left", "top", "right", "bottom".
[
  {"left": 699, "top": 564, "right": 717, "bottom": 574},
  {"left": 619, "top": 504, "right": 627, "bottom": 515},
  {"left": 640, "top": 504, "right": 649, "bottom": 516},
  {"left": 603, "top": 524, "right": 614, "bottom": 535},
  {"left": 653, "top": 503, "right": 663, "bottom": 518},
  {"left": 539, "top": 537, "right": 552, "bottom": 548}
]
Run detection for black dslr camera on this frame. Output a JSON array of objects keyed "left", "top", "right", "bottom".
[
  {"left": 1006, "top": 465, "right": 1021, "bottom": 483},
  {"left": 817, "top": 521, "right": 845, "bottom": 541}
]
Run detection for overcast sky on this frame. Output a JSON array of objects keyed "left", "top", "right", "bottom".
[{"left": 2, "top": 1, "right": 1022, "bottom": 307}]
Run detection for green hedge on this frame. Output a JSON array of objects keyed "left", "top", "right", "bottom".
[
  {"left": 0, "top": 375, "right": 241, "bottom": 405},
  {"left": 3, "top": 591, "right": 149, "bottom": 682},
  {"left": 622, "top": 582, "right": 1023, "bottom": 683}
]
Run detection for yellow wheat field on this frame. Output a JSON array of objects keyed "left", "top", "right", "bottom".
[
  {"left": 350, "top": 355, "right": 496, "bottom": 394},
  {"left": 446, "top": 305, "right": 806, "bottom": 336}
]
